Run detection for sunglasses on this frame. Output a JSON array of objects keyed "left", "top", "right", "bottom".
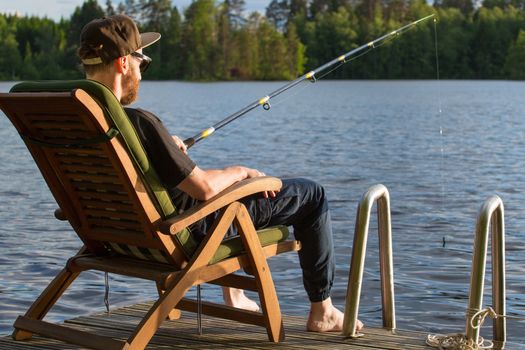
[{"left": 130, "top": 51, "right": 152, "bottom": 73}]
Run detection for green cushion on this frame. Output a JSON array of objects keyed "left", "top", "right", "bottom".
[
  {"left": 10, "top": 80, "right": 290, "bottom": 262},
  {"left": 210, "top": 225, "right": 289, "bottom": 264},
  {"left": 104, "top": 225, "right": 289, "bottom": 264}
]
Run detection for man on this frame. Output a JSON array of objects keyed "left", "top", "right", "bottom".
[{"left": 77, "top": 14, "right": 363, "bottom": 333}]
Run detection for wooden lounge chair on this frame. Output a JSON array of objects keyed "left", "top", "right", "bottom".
[{"left": 0, "top": 80, "right": 300, "bottom": 350}]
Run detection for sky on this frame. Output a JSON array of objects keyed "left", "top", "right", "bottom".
[{"left": 0, "top": 0, "right": 270, "bottom": 21}]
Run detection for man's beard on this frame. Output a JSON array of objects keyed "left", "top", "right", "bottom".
[{"left": 121, "top": 69, "right": 140, "bottom": 106}]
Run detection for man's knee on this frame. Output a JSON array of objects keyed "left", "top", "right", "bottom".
[
  {"left": 310, "top": 180, "right": 327, "bottom": 202},
  {"left": 301, "top": 178, "right": 328, "bottom": 208},
  {"left": 283, "top": 178, "right": 326, "bottom": 202},
  {"left": 281, "top": 178, "right": 329, "bottom": 221}
]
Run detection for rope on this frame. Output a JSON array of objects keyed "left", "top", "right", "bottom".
[
  {"left": 470, "top": 308, "right": 497, "bottom": 330},
  {"left": 426, "top": 307, "right": 525, "bottom": 350},
  {"left": 471, "top": 307, "right": 525, "bottom": 323},
  {"left": 425, "top": 333, "right": 492, "bottom": 350}
]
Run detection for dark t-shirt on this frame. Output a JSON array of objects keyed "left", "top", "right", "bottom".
[{"left": 125, "top": 107, "right": 196, "bottom": 211}]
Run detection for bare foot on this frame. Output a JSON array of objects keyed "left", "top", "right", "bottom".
[
  {"left": 222, "top": 287, "right": 260, "bottom": 312},
  {"left": 306, "top": 298, "right": 364, "bottom": 332}
]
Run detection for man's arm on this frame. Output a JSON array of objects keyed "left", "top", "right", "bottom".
[
  {"left": 177, "top": 165, "right": 270, "bottom": 201},
  {"left": 170, "top": 133, "right": 274, "bottom": 201}
]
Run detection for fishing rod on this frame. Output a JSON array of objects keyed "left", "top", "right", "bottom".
[{"left": 183, "top": 13, "right": 436, "bottom": 148}]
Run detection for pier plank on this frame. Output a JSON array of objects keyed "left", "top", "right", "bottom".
[
  {"left": 114, "top": 302, "right": 431, "bottom": 349},
  {"left": 1, "top": 301, "right": 433, "bottom": 350}
]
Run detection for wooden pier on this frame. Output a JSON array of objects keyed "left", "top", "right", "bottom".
[{"left": 0, "top": 301, "right": 434, "bottom": 350}]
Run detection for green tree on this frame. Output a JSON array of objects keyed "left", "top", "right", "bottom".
[
  {"left": 225, "top": 0, "right": 246, "bottom": 29},
  {"left": 121, "top": 0, "right": 141, "bottom": 19},
  {"left": 139, "top": 0, "right": 172, "bottom": 30},
  {"left": 483, "top": 0, "right": 525, "bottom": 9},
  {"left": 106, "top": 0, "right": 116, "bottom": 15},
  {"left": 434, "top": 0, "right": 474, "bottom": 15},
  {"left": 394, "top": 0, "right": 436, "bottom": 78},
  {"left": 285, "top": 22, "right": 306, "bottom": 77},
  {"left": 20, "top": 42, "right": 39, "bottom": 79},
  {"left": 504, "top": 29, "right": 525, "bottom": 79},
  {"left": 4, "top": 0, "right": 525, "bottom": 81},
  {"left": 266, "top": 0, "right": 291, "bottom": 30},
  {"left": 289, "top": 0, "right": 309, "bottom": 17},
  {"left": 236, "top": 15, "right": 260, "bottom": 79},
  {"left": 384, "top": 0, "right": 410, "bottom": 22},
  {"left": 180, "top": 0, "right": 218, "bottom": 80},
  {"left": 257, "top": 18, "right": 291, "bottom": 79},
  {"left": 434, "top": 7, "right": 474, "bottom": 78},
  {"left": 216, "top": 1, "right": 234, "bottom": 79},
  {"left": 305, "top": 6, "right": 358, "bottom": 77},
  {"left": 136, "top": 0, "right": 173, "bottom": 79},
  {"left": 66, "top": 0, "right": 105, "bottom": 51},
  {"left": 160, "top": 6, "right": 183, "bottom": 79},
  {"left": 34, "top": 20, "right": 68, "bottom": 78},
  {"left": 471, "top": 5, "right": 524, "bottom": 78},
  {"left": 310, "top": 0, "right": 341, "bottom": 17},
  {"left": 63, "top": 0, "right": 105, "bottom": 77},
  {"left": 352, "top": 0, "right": 391, "bottom": 79},
  {"left": 357, "top": 0, "right": 386, "bottom": 40},
  {"left": 0, "top": 15, "right": 22, "bottom": 79}
]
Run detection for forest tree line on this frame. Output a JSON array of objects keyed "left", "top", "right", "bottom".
[{"left": 1, "top": 0, "right": 525, "bottom": 80}]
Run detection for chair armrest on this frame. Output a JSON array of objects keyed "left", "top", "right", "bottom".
[{"left": 159, "top": 176, "right": 282, "bottom": 235}]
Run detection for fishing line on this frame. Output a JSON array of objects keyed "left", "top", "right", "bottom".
[
  {"left": 432, "top": 17, "right": 447, "bottom": 246},
  {"left": 183, "top": 14, "right": 436, "bottom": 148},
  {"left": 434, "top": 18, "right": 443, "bottom": 114}
]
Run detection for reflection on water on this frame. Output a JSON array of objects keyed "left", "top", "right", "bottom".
[{"left": 0, "top": 80, "right": 524, "bottom": 347}]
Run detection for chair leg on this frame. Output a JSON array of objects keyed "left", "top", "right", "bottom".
[
  {"left": 156, "top": 283, "right": 181, "bottom": 320},
  {"left": 125, "top": 203, "right": 240, "bottom": 350},
  {"left": 235, "top": 204, "right": 285, "bottom": 342},
  {"left": 13, "top": 267, "right": 80, "bottom": 340}
]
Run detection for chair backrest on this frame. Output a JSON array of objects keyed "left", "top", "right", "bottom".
[{"left": 0, "top": 80, "right": 197, "bottom": 266}]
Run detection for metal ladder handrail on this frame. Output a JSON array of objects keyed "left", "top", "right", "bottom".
[
  {"left": 466, "top": 195, "right": 506, "bottom": 349},
  {"left": 343, "top": 184, "right": 396, "bottom": 337}
]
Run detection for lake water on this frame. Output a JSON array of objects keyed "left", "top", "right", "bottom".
[{"left": 0, "top": 80, "right": 524, "bottom": 347}]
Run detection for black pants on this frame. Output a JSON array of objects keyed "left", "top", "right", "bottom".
[{"left": 191, "top": 178, "right": 335, "bottom": 302}]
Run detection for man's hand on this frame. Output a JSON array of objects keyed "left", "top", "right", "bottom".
[
  {"left": 178, "top": 165, "right": 280, "bottom": 201},
  {"left": 172, "top": 135, "right": 188, "bottom": 154},
  {"left": 245, "top": 168, "right": 277, "bottom": 198}
]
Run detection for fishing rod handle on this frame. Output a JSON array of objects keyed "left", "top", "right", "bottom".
[
  {"left": 184, "top": 137, "right": 196, "bottom": 149},
  {"left": 184, "top": 126, "right": 215, "bottom": 149}
]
